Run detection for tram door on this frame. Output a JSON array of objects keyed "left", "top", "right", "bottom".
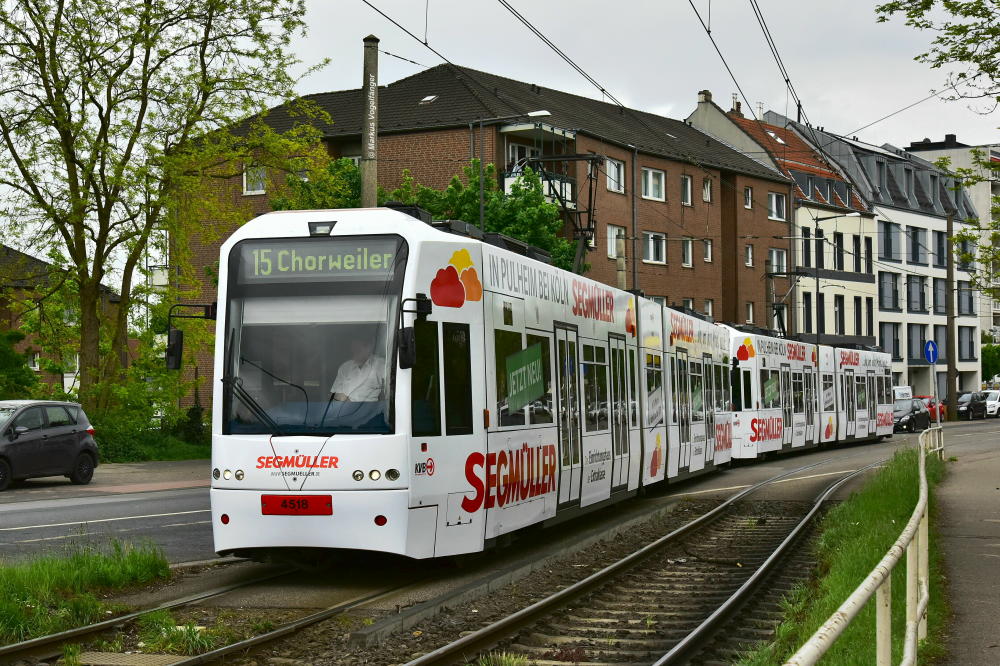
[
  {"left": 705, "top": 357, "right": 717, "bottom": 466},
  {"left": 555, "top": 327, "right": 582, "bottom": 506},
  {"left": 845, "top": 369, "right": 857, "bottom": 437},
  {"left": 781, "top": 364, "right": 793, "bottom": 446},
  {"left": 676, "top": 350, "right": 692, "bottom": 469},
  {"left": 867, "top": 372, "right": 877, "bottom": 437},
  {"left": 608, "top": 335, "right": 630, "bottom": 490},
  {"left": 805, "top": 369, "right": 816, "bottom": 443}
]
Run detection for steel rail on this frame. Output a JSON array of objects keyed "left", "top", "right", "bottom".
[
  {"left": 652, "top": 459, "right": 885, "bottom": 664},
  {"left": 403, "top": 455, "right": 844, "bottom": 666},
  {"left": 0, "top": 568, "right": 293, "bottom": 662},
  {"left": 168, "top": 580, "right": 429, "bottom": 666}
]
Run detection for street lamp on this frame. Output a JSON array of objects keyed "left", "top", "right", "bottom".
[
  {"left": 477, "top": 110, "right": 551, "bottom": 228},
  {"left": 809, "top": 211, "right": 861, "bottom": 346}
]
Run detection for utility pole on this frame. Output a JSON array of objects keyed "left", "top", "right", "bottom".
[
  {"left": 360, "top": 35, "right": 379, "bottom": 208},
  {"left": 945, "top": 212, "right": 958, "bottom": 420}
]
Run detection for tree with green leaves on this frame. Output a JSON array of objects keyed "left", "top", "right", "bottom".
[
  {"left": 0, "top": 331, "right": 37, "bottom": 400},
  {"left": 982, "top": 343, "right": 1000, "bottom": 384},
  {"left": 0, "top": 0, "right": 326, "bottom": 416}
]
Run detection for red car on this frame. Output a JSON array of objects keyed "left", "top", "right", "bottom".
[{"left": 915, "top": 395, "right": 946, "bottom": 421}]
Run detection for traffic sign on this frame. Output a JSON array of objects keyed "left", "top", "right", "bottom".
[{"left": 924, "top": 340, "right": 939, "bottom": 364}]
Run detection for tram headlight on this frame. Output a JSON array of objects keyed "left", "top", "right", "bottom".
[
  {"left": 352, "top": 470, "right": 364, "bottom": 481},
  {"left": 386, "top": 468, "right": 400, "bottom": 481},
  {"left": 213, "top": 468, "right": 220, "bottom": 480},
  {"left": 235, "top": 470, "right": 244, "bottom": 481},
  {"left": 369, "top": 469, "right": 381, "bottom": 481},
  {"left": 223, "top": 469, "right": 232, "bottom": 480}
]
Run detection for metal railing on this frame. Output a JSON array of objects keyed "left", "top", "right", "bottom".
[{"left": 785, "top": 426, "right": 944, "bottom": 666}]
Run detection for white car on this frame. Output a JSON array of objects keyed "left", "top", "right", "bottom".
[{"left": 986, "top": 390, "right": 1000, "bottom": 418}]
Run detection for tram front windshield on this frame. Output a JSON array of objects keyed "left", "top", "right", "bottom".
[{"left": 222, "top": 235, "right": 407, "bottom": 435}]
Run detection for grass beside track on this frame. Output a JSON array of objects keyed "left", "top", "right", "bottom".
[
  {"left": 0, "top": 541, "right": 169, "bottom": 644},
  {"left": 737, "top": 446, "right": 947, "bottom": 665}
]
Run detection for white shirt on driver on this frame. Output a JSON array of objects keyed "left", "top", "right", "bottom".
[{"left": 330, "top": 356, "right": 385, "bottom": 401}]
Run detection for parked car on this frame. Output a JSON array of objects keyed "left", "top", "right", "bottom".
[
  {"left": 956, "top": 391, "right": 988, "bottom": 420},
  {"left": 0, "top": 400, "right": 98, "bottom": 491},
  {"left": 893, "top": 398, "right": 931, "bottom": 432},
  {"left": 985, "top": 390, "right": 1000, "bottom": 418},
  {"left": 914, "top": 395, "right": 946, "bottom": 421}
]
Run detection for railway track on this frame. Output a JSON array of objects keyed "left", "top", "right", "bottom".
[{"left": 403, "top": 458, "right": 882, "bottom": 666}]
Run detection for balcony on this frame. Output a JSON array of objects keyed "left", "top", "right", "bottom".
[{"left": 503, "top": 170, "right": 577, "bottom": 210}]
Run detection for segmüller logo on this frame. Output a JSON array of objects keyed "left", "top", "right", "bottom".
[{"left": 255, "top": 455, "right": 339, "bottom": 469}]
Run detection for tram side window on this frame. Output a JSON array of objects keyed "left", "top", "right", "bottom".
[
  {"left": 443, "top": 323, "right": 473, "bottom": 435},
  {"left": 670, "top": 357, "right": 678, "bottom": 423},
  {"left": 526, "top": 333, "right": 554, "bottom": 425},
  {"left": 494, "top": 329, "right": 525, "bottom": 426},
  {"left": 856, "top": 376, "right": 867, "bottom": 410},
  {"left": 628, "top": 349, "right": 638, "bottom": 427},
  {"left": 761, "top": 369, "right": 780, "bottom": 409},
  {"left": 822, "top": 374, "right": 835, "bottom": 412},
  {"left": 714, "top": 364, "right": 725, "bottom": 412},
  {"left": 582, "top": 344, "right": 609, "bottom": 431},
  {"left": 792, "top": 372, "right": 804, "bottom": 414},
  {"left": 690, "top": 360, "right": 704, "bottom": 421},
  {"left": 645, "top": 353, "right": 664, "bottom": 427},
  {"left": 411, "top": 320, "right": 441, "bottom": 437}
]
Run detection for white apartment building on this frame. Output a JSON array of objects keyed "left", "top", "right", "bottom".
[
  {"left": 907, "top": 135, "right": 1000, "bottom": 344},
  {"left": 765, "top": 115, "right": 981, "bottom": 394}
]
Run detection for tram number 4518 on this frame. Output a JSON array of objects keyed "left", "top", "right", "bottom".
[{"left": 415, "top": 458, "right": 436, "bottom": 476}]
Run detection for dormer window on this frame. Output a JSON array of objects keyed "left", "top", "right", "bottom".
[{"left": 419, "top": 95, "right": 439, "bottom": 105}]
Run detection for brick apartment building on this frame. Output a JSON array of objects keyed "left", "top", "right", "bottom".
[{"left": 180, "top": 64, "right": 795, "bottom": 403}]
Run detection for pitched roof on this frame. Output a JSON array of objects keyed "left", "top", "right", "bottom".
[
  {"left": 260, "top": 64, "right": 788, "bottom": 184},
  {"left": 0, "top": 246, "right": 53, "bottom": 289}
]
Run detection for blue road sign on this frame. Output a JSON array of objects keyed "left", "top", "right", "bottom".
[{"left": 924, "top": 340, "right": 939, "bottom": 364}]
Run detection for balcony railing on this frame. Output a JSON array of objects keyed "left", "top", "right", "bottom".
[{"left": 503, "top": 170, "right": 576, "bottom": 210}]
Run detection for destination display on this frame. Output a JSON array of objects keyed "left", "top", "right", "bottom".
[{"left": 237, "top": 236, "right": 401, "bottom": 283}]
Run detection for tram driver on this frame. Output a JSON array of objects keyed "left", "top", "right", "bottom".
[{"left": 330, "top": 336, "right": 385, "bottom": 403}]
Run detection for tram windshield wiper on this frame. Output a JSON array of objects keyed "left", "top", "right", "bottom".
[{"left": 222, "top": 375, "right": 286, "bottom": 436}]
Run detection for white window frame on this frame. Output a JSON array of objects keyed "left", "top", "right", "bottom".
[
  {"left": 643, "top": 231, "right": 666, "bottom": 264},
  {"left": 28, "top": 352, "right": 40, "bottom": 371},
  {"left": 703, "top": 239, "right": 713, "bottom": 262},
  {"left": 746, "top": 301, "right": 755, "bottom": 324},
  {"left": 682, "top": 297, "right": 695, "bottom": 310},
  {"left": 606, "top": 158, "right": 625, "bottom": 193},
  {"left": 641, "top": 167, "right": 665, "bottom": 201},
  {"left": 768, "top": 248, "right": 787, "bottom": 274},
  {"left": 681, "top": 237, "right": 693, "bottom": 267},
  {"left": 607, "top": 224, "right": 626, "bottom": 259},
  {"left": 744, "top": 244, "right": 754, "bottom": 267},
  {"left": 650, "top": 296, "right": 667, "bottom": 306},
  {"left": 702, "top": 177, "right": 712, "bottom": 202},
  {"left": 704, "top": 299, "right": 714, "bottom": 318},
  {"left": 344, "top": 155, "right": 362, "bottom": 167},
  {"left": 508, "top": 142, "right": 540, "bottom": 168},
  {"left": 681, "top": 175, "right": 693, "bottom": 206},
  {"left": 744, "top": 186, "right": 753, "bottom": 208},
  {"left": 243, "top": 165, "right": 267, "bottom": 195},
  {"left": 767, "top": 192, "right": 787, "bottom": 221}
]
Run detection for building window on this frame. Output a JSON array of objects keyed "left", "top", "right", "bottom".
[
  {"left": 907, "top": 275, "right": 928, "bottom": 313},
  {"left": 877, "top": 161, "right": 887, "bottom": 194},
  {"left": 744, "top": 244, "right": 754, "bottom": 267},
  {"left": 641, "top": 168, "right": 665, "bottom": 200},
  {"left": 815, "top": 229, "right": 825, "bottom": 269},
  {"left": 880, "top": 322, "right": 901, "bottom": 360},
  {"left": 507, "top": 143, "right": 540, "bottom": 169},
  {"left": 702, "top": 178, "right": 712, "bottom": 202},
  {"left": 959, "top": 326, "right": 977, "bottom": 361},
  {"left": 606, "top": 158, "right": 625, "bottom": 193},
  {"left": 879, "top": 272, "right": 900, "bottom": 310},
  {"left": 904, "top": 168, "right": 913, "bottom": 197},
  {"left": 930, "top": 174, "right": 939, "bottom": 204},
  {"left": 745, "top": 301, "right": 755, "bottom": 324},
  {"left": 243, "top": 165, "right": 266, "bottom": 195},
  {"left": 817, "top": 293, "right": 826, "bottom": 334},
  {"left": 866, "top": 297, "right": 874, "bottom": 337},
  {"left": 834, "top": 294, "right": 845, "bottom": 335},
  {"left": 681, "top": 175, "right": 693, "bottom": 205},
  {"left": 958, "top": 280, "right": 975, "bottom": 315},
  {"left": 607, "top": 224, "right": 626, "bottom": 259},
  {"left": 703, "top": 239, "right": 713, "bottom": 262},
  {"left": 767, "top": 192, "right": 787, "bottom": 220},
  {"left": 744, "top": 186, "right": 753, "bottom": 208},
  {"left": 643, "top": 232, "right": 666, "bottom": 264},
  {"left": 933, "top": 231, "right": 947, "bottom": 267},
  {"left": 907, "top": 323, "right": 928, "bottom": 361},
  {"left": 768, "top": 248, "right": 787, "bottom": 274},
  {"left": 853, "top": 235, "right": 862, "bottom": 272},
  {"left": 649, "top": 296, "right": 666, "bottom": 306},
  {"left": 933, "top": 278, "right": 947, "bottom": 315},
  {"left": 704, "top": 299, "right": 714, "bottom": 318},
  {"left": 681, "top": 237, "right": 693, "bottom": 267},
  {"left": 682, "top": 297, "right": 695, "bottom": 310},
  {"left": 833, "top": 232, "right": 845, "bottom": 271},
  {"left": 803, "top": 292, "right": 813, "bottom": 333},
  {"left": 802, "top": 227, "right": 811, "bottom": 267},
  {"left": 907, "top": 227, "right": 927, "bottom": 264},
  {"left": 28, "top": 352, "right": 40, "bottom": 371},
  {"left": 879, "top": 221, "right": 901, "bottom": 261},
  {"left": 854, "top": 296, "right": 863, "bottom": 335},
  {"left": 344, "top": 155, "right": 362, "bottom": 167}
]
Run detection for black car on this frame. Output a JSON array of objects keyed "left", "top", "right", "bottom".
[
  {"left": 0, "top": 400, "right": 99, "bottom": 491},
  {"left": 893, "top": 398, "right": 931, "bottom": 432},
  {"left": 956, "top": 391, "right": 988, "bottom": 420}
]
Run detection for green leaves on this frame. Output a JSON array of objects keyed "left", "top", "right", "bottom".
[{"left": 0, "top": 331, "right": 38, "bottom": 400}]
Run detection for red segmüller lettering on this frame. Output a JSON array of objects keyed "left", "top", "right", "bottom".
[
  {"left": 787, "top": 343, "right": 806, "bottom": 361},
  {"left": 462, "top": 444, "right": 557, "bottom": 513},
  {"left": 875, "top": 411, "right": 894, "bottom": 427},
  {"left": 255, "top": 455, "right": 340, "bottom": 469},
  {"left": 571, "top": 280, "right": 615, "bottom": 322},
  {"left": 714, "top": 422, "right": 733, "bottom": 452},
  {"left": 749, "top": 417, "right": 783, "bottom": 443},
  {"left": 840, "top": 350, "right": 860, "bottom": 367}
]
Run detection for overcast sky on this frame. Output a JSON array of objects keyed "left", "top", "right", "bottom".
[{"left": 293, "top": 0, "right": 998, "bottom": 149}]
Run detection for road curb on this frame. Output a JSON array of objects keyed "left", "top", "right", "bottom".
[
  {"left": 169, "top": 555, "right": 247, "bottom": 570},
  {"left": 348, "top": 496, "right": 685, "bottom": 646}
]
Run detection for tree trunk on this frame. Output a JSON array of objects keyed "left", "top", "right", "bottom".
[{"left": 77, "top": 277, "right": 103, "bottom": 414}]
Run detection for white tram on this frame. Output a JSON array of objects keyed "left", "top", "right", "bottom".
[{"left": 208, "top": 207, "right": 888, "bottom": 560}]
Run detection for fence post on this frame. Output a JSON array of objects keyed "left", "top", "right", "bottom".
[{"left": 876, "top": 576, "right": 892, "bottom": 665}]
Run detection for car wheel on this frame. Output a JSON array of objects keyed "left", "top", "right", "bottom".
[
  {"left": 0, "top": 459, "right": 10, "bottom": 492},
  {"left": 69, "top": 453, "right": 95, "bottom": 485}
]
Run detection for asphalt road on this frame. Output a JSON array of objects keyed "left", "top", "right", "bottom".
[{"left": 0, "top": 419, "right": 994, "bottom": 565}]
